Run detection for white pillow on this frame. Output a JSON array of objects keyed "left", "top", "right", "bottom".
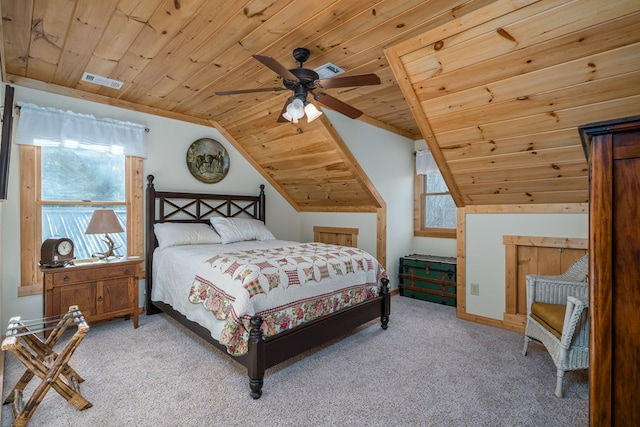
[
  {"left": 154, "top": 222, "right": 222, "bottom": 248},
  {"left": 210, "top": 217, "right": 275, "bottom": 244}
]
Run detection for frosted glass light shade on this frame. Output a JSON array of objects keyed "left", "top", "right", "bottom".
[
  {"left": 304, "top": 103, "right": 323, "bottom": 122},
  {"left": 286, "top": 98, "right": 305, "bottom": 120},
  {"left": 282, "top": 111, "right": 298, "bottom": 123}
]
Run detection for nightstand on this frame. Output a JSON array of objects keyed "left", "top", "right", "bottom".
[{"left": 42, "top": 258, "right": 142, "bottom": 331}]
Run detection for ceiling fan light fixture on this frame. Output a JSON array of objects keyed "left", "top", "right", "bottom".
[
  {"left": 217, "top": 48, "right": 380, "bottom": 123},
  {"left": 286, "top": 98, "right": 305, "bottom": 120},
  {"left": 304, "top": 102, "right": 323, "bottom": 123}
]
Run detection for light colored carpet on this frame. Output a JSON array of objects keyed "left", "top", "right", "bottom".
[{"left": 2, "top": 297, "right": 588, "bottom": 426}]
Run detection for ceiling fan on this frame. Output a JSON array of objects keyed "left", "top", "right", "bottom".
[{"left": 215, "top": 47, "right": 381, "bottom": 123}]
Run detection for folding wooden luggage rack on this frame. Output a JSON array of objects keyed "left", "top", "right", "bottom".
[{"left": 2, "top": 305, "right": 92, "bottom": 426}]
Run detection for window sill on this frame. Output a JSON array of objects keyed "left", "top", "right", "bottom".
[
  {"left": 18, "top": 284, "right": 43, "bottom": 297},
  {"left": 414, "top": 228, "right": 457, "bottom": 239}
]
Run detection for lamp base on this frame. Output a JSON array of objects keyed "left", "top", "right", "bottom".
[{"left": 92, "top": 233, "right": 122, "bottom": 259}]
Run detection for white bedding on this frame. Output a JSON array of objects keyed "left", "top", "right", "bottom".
[{"left": 152, "top": 239, "right": 299, "bottom": 341}]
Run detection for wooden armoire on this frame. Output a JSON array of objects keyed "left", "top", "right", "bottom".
[{"left": 580, "top": 117, "right": 640, "bottom": 426}]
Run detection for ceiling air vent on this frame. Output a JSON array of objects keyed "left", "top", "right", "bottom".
[
  {"left": 81, "top": 72, "right": 124, "bottom": 90},
  {"left": 314, "top": 62, "right": 345, "bottom": 79}
]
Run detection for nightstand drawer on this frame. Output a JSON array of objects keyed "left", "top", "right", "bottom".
[{"left": 51, "top": 264, "right": 137, "bottom": 285}]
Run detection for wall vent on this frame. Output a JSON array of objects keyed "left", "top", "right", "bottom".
[
  {"left": 81, "top": 72, "right": 124, "bottom": 90},
  {"left": 314, "top": 62, "right": 345, "bottom": 79}
]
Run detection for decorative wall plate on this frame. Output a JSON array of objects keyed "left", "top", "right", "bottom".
[{"left": 186, "top": 138, "right": 230, "bottom": 183}]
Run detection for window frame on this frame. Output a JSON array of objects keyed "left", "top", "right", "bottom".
[
  {"left": 414, "top": 162, "right": 456, "bottom": 239},
  {"left": 18, "top": 145, "right": 144, "bottom": 296}
]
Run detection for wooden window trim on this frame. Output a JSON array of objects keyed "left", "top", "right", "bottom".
[
  {"left": 413, "top": 168, "right": 456, "bottom": 239},
  {"left": 18, "top": 145, "right": 143, "bottom": 296}
]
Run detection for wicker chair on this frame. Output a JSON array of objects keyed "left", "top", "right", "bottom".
[{"left": 522, "top": 254, "right": 589, "bottom": 397}]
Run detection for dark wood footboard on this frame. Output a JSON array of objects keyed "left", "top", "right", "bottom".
[{"left": 246, "top": 277, "right": 390, "bottom": 398}]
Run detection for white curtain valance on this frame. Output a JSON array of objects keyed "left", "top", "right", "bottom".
[
  {"left": 15, "top": 103, "right": 148, "bottom": 158},
  {"left": 416, "top": 149, "right": 438, "bottom": 175}
]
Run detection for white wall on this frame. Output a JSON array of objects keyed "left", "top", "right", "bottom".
[{"left": 321, "top": 109, "right": 415, "bottom": 287}]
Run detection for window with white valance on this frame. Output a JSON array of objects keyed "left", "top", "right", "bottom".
[
  {"left": 17, "top": 103, "right": 145, "bottom": 295},
  {"left": 15, "top": 103, "right": 147, "bottom": 158}
]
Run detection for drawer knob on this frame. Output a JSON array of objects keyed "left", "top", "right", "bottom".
[
  {"left": 124, "top": 268, "right": 130, "bottom": 274},
  {"left": 63, "top": 275, "right": 70, "bottom": 282},
  {"left": 97, "top": 296, "right": 103, "bottom": 302}
]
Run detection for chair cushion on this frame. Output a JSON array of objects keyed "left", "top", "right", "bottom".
[{"left": 531, "top": 302, "right": 566, "bottom": 339}]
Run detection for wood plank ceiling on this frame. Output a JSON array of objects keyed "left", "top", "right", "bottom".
[
  {"left": 386, "top": 0, "right": 640, "bottom": 206},
  {"left": 1, "top": 0, "right": 639, "bottom": 209}
]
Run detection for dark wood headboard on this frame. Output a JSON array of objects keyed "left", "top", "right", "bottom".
[{"left": 145, "top": 174, "right": 265, "bottom": 314}]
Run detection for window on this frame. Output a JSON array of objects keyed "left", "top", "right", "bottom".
[
  {"left": 41, "top": 145, "right": 126, "bottom": 260},
  {"left": 414, "top": 151, "right": 456, "bottom": 238},
  {"left": 19, "top": 145, "right": 144, "bottom": 295},
  {"left": 16, "top": 104, "right": 146, "bottom": 296}
]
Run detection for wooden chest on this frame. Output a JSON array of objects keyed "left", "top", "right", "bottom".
[{"left": 399, "top": 254, "right": 457, "bottom": 306}]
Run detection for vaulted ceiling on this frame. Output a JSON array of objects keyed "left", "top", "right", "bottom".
[{"left": 1, "top": 0, "right": 639, "bottom": 210}]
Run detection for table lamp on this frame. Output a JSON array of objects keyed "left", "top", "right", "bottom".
[{"left": 85, "top": 208, "right": 124, "bottom": 259}]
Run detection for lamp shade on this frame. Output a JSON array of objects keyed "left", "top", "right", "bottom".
[
  {"left": 286, "top": 98, "right": 305, "bottom": 120},
  {"left": 304, "top": 103, "right": 323, "bottom": 123},
  {"left": 282, "top": 111, "right": 295, "bottom": 123},
  {"left": 85, "top": 209, "right": 124, "bottom": 235}
]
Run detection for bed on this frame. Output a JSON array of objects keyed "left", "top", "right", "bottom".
[{"left": 144, "top": 175, "right": 390, "bottom": 398}]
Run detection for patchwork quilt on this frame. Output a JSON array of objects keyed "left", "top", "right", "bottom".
[{"left": 187, "top": 242, "right": 386, "bottom": 355}]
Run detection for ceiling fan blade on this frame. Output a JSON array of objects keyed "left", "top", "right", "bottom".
[
  {"left": 315, "top": 73, "right": 381, "bottom": 89},
  {"left": 252, "top": 54, "right": 299, "bottom": 82},
  {"left": 313, "top": 93, "right": 363, "bottom": 119},
  {"left": 277, "top": 97, "right": 293, "bottom": 123},
  {"left": 215, "top": 87, "right": 286, "bottom": 96}
]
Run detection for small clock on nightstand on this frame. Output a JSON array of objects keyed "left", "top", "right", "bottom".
[{"left": 40, "top": 237, "right": 75, "bottom": 267}]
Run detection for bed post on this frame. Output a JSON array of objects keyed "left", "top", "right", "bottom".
[
  {"left": 247, "top": 315, "right": 265, "bottom": 399},
  {"left": 145, "top": 175, "right": 161, "bottom": 315},
  {"left": 380, "top": 278, "right": 390, "bottom": 329},
  {"left": 258, "top": 184, "right": 266, "bottom": 222}
]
